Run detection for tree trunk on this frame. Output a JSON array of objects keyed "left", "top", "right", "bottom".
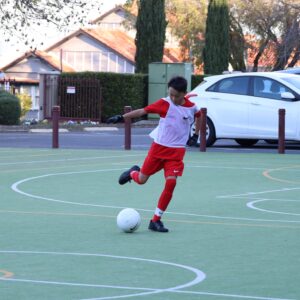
[
  {"left": 287, "top": 44, "right": 300, "bottom": 68},
  {"left": 252, "top": 40, "right": 269, "bottom": 72}
]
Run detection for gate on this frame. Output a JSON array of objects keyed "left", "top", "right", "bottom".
[
  {"left": 58, "top": 77, "right": 102, "bottom": 121},
  {"left": 42, "top": 73, "right": 60, "bottom": 119}
]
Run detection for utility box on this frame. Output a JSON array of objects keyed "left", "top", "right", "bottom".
[{"left": 148, "top": 62, "right": 193, "bottom": 118}]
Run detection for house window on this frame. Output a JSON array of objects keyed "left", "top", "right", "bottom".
[
  {"left": 109, "top": 53, "right": 118, "bottom": 72},
  {"left": 56, "top": 50, "right": 133, "bottom": 73},
  {"left": 100, "top": 52, "right": 108, "bottom": 72},
  {"left": 118, "top": 57, "right": 125, "bottom": 73}
]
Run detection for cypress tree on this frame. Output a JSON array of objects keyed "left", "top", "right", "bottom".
[
  {"left": 135, "top": 0, "right": 167, "bottom": 73},
  {"left": 203, "top": 0, "right": 230, "bottom": 74}
]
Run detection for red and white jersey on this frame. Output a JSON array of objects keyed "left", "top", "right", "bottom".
[{"left": 144, "top": 96, "right": 200, "bottom": 148}]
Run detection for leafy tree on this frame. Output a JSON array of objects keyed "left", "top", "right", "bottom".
[
  {"left": 272, "top": 1, "right": 300, "bottom": 70},
  {"left": 203, "top": 0, "right": 230, "bottom": 74},
  {"left": 0, "top": 0, "right": 99, "bottom": 46},
  {"left": 135, "top": 0, "right": 167, "bottom": 73},
  {"left": 232, "top": 0, "right": 300, "bottom": 71},
  {"left": 228, "top": 3, "right": 246, "bottom": 71},
  {"left": 165, "top": 0, "right": 206, "bottom": 69}
]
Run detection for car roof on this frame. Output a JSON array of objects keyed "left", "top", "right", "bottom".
[
  {"left": 276, "top": 67, "right": 300, "bottom": 74},
  {"left": 204, "top": 72, "right": 300, "bottom": 81}
]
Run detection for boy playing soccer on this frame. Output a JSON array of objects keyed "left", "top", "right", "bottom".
[{"left": 107, "top": 76, "right": 201, "bottom": 232}]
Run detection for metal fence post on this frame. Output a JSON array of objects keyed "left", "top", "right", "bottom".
[
  {"left": 200, "top": 108, "right": 207, "bottom": 152},
  {"left": 278, "top": 108, "right": 285, "bottom": 154},
  {"left": 124, "top": 106, "right": 132, "bottom": 150},
  {"left": 52, "top": 106, "right": 60, "bottom": 149}
]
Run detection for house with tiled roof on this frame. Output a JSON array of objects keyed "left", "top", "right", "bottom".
[
  {"left": 0, "top": 50, "right": 75, "bottom": 110},
  {"left": 0, "top": 4, "right": 181, "bottom": 113},
  {"left": 46, "top": 27, "right": 180, "bottom": 74}
]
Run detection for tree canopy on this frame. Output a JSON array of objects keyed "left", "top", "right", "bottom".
[
  {"left": 0, "top": 0, "right": 98, "bottom": 45},
  {"left": 231, "top": 0, "right": 300, "bottom": 71},
  {"left": 203, "top": 0, "right": 230, "bottom": 74},
  {"left": 135, "top": 0, "right": 167, "bottom": 73},
  {"left": 165, "top": 0, "right": 206, "bottom": 69}
]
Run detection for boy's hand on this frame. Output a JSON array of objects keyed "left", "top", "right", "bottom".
[
  {"left": 106, "top": 115, "right": 124, "bottom": 124},
  {"left": 187, "top": 134, "right": 199, "bottom": 146}
]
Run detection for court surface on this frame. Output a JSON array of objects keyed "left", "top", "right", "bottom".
[{"left": 0, "top": 148, "right": 299, "bottom": 300}]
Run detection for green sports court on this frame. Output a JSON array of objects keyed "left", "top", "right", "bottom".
[{"left": 0, "top": 148, "right": 299, "bottom": 300}]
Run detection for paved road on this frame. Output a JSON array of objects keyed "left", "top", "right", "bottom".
[{"left": 1, "top": 127, "right": 300, "bottom": 154}]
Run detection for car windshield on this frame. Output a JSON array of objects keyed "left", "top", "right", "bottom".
[{"left": 281, "top": 77, "right": 300, "bottom": 90}]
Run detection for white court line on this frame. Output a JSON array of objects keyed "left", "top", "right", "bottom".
[
  {"left": 247, "top": 199, "right": 300, "bottom": 216},
  {"left": 169, "top": 290, "right": 295, "bottom": 300},
  {"left": 0, "top": 278, "right": 157, "bottom": 291},
  {"left": 11, "top": 170, "right": 300, "bottom": 224},
  {"left": 82, "top": 290, "right": 295, "bottom": 300},
  {"left": 217, "top": 188, "right": 300, "bottom": 199},
  {"left": 0, "top": 251, "right": 293, "bottom": 300},
  {"left": 218, "top": 188, "right": 300, "bottom": 218},
  {"left": 0, "top": 154, "right": 144, "bottom": 166},
  {"left": 0, "top": 250, "right": 205, "bottom": 300},
  {"left": 188, "top": 165, "right": 265, "bottom": 170}
]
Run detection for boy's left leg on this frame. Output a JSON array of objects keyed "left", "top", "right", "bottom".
[
  {"left": 149, "top": 159, "right": 184, "bottom": 233},
  {"left": 118, "top": 146, "right": 162, "bottom": 185},
  {"left": 119, "top": 165, "right": 141, "bottom": 185},
  {"left": 149, "top": 176, "right": 177, "bottom": 233}
]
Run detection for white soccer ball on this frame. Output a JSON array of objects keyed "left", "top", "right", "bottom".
[{"left": 117, "top": 208, "right": 141, "bottom": 233}]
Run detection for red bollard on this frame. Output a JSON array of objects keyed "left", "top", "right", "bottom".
[
  {"left": 278, "top": 108, "right": 285, "bottom": 154},
  {"left": 52, "top": 106, "right": 60, "bottom": 149},
  {"left": 200, "top": 108, "right": 207, "bottom": 152},
  {"left": 124, "top": 106, "right": 132, "bottom": 150}
]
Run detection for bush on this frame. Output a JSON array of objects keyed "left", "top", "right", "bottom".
[
  {"left": 0, "top": 91, "right": 21, "bottom": 125},
  {"left": 61, "top": 72, "right": 148, "bottom": 121}
]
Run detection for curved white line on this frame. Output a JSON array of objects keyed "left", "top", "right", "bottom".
[
  {"left": 11, "top": 170, "right": 300, "bottom": 224},
  {"left": 247, "top": 199, "right": 300, "bottom": 216},
  {"left": 0, "top": 250, "right": 206, "bottom": 300}
]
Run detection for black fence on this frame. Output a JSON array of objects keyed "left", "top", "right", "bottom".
[{"left": 57, "top": 77, "right": 102, "bottom": 121}]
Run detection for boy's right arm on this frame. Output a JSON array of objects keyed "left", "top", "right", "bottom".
[
  {"left": 106, "top": 109, "right": 147, "bottom": 124},
  {"left": 123, "top": 108, "right": 147, "bottom": 119}
]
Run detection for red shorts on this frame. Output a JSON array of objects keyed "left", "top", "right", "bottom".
[{"left": 141, "top": 143, "right": 185, "bottom": 177}]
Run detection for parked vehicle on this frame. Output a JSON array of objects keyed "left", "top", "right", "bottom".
[
  {"left": 189, "top": 72, "right": 300, "bottom": 147},
  {"left": 276, "top": 67, "right": 300, "bottom": 75}
]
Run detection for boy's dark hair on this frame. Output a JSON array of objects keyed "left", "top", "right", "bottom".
[{"left": 168, "top": 76, "right": 187, "bottom": 93}]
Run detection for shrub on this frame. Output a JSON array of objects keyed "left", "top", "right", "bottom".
[{"left": 0, "top": 91, "right": 21, "bottom": 125}]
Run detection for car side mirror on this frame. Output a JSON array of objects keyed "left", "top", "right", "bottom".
[{"left": 281, "top": 92, "right": 295, "bottom": 100}]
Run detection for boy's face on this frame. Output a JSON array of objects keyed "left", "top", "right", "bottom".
[{"left": 168, "top": 87, "right": 186, "bottom": 106}]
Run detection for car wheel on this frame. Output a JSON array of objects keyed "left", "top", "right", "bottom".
[
  {"left": 190, "top": 118, "right": 216, "bottom": 147},
  {"left": 235, "top": 139, "right": 259, "bottom": 147},
  {"left": 264, "top": 139, "right": 278, "bottom": 144}
]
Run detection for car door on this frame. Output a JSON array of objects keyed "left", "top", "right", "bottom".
[
  {"left": 249, "top": 76, "right": 300, "bottom": 139},
  {"left": 205, "top": 76, "right": 251, "bottom": 137}
]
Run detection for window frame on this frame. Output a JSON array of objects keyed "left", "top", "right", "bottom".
[
  {"left": 205, "top": 76, "right": 251, "bottom": 96},
  {"left": 250, "top": 76, "right": 300, "bottom": 102}
]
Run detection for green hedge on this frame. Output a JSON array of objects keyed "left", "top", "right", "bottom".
[
  {"left": 61, "top": 72, "right": 148, "bottom": 121},
  {"left": 0, "top": 91, "right": 21, "bottom": 125},
  {"left": 60, "top": 72, "right": 208, "bottom": 121}
]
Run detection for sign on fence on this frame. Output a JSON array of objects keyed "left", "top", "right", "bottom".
[{"left": 66, "top": 86, "right": 76, "bottom": 94}]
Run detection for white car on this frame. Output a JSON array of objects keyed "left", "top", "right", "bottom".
[{"left": 189, "top": 72, "right": 300, "bottom": 147}]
